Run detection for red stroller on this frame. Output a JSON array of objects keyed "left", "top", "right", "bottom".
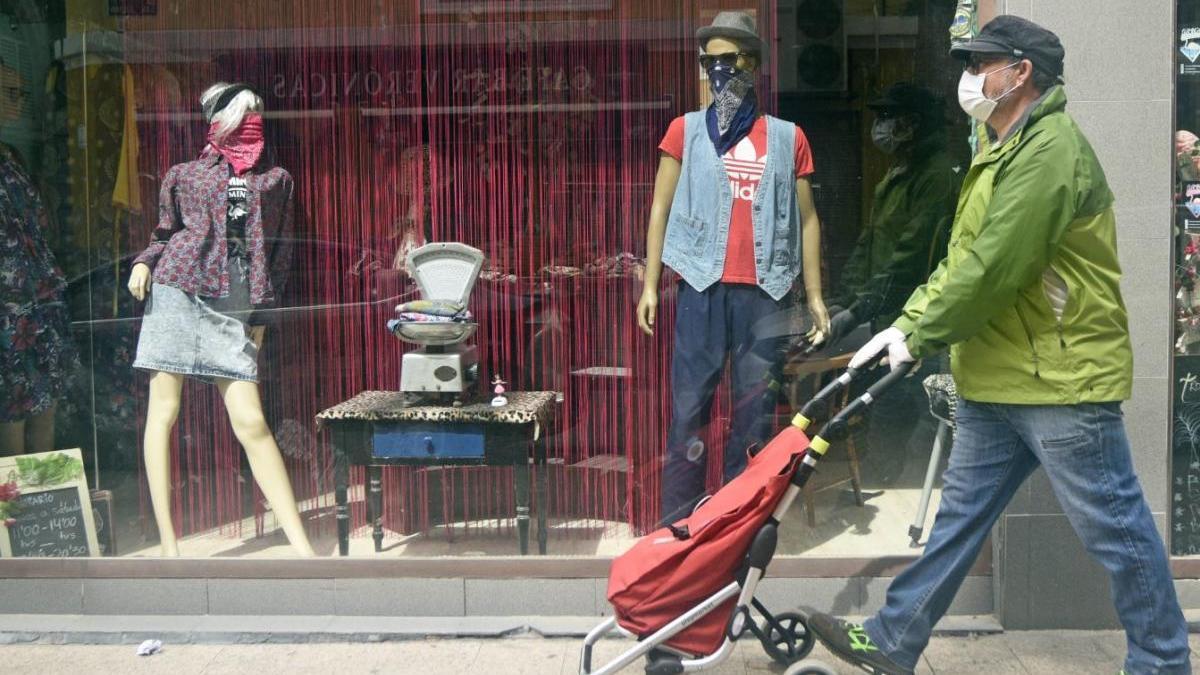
[{"left": 579, "top": 357, "right": 912, "bottom": 675}]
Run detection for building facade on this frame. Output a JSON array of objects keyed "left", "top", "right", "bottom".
[{"left": 0, "top": 0, "right": 1193, "bottom": 633}]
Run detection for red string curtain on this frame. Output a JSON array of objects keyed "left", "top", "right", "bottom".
[{"left": 124, "top": 0, "right": 778, "bottom": 546}]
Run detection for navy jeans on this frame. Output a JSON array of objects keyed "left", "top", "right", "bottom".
[
  {"left": 864, "top": 399, "right": 1191, "bottom": 675},
  {"left": 660, "top": 282, "right": 788, "bottom": 525}
]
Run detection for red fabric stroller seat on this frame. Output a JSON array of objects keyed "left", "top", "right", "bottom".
[{"left": 606, "top": 425, "right": 810, "bottom": 656}]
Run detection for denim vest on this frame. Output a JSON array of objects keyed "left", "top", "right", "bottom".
[{"left": 661, "top": 111, "right": 801, "bottom": 301}]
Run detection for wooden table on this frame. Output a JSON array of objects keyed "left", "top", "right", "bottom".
[{"left": 316, "top": 391, "right": 557, "bottom": 556}]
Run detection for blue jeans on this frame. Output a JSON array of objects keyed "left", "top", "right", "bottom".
[
  {"left": 864, "top": 399, "right": 1191, "bottom": 675},
  {"left": 660, "top": 282, "right": 787, "bottom": 525}
]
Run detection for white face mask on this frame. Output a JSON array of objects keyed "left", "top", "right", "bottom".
[
  {"left": 957, "top": 61, "right": 1021, "bottom": 122},
  {"left": 871, "top": 118, "right": 914, "bottom": 154}
]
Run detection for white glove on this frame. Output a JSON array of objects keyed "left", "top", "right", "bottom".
[{"left": 849, "top": 327, "right": 914, "bottom": 371}]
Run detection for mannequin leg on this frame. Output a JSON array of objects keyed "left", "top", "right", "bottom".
[
  {"left": 725, "top": 287, "right": 786, "bottom": 482},
  {"left": 0, "top": 420, "right": 25, "bottom": 456},
  {"left": 24, "top": 404, "right": 57, "bottom": 455},
  {"left": 144, "top": 371, "right": 185, "bottom": 557},
  {"left": 661, "top": 283, "right": 729, "bottom": 524},
  {"left": 216, "top": 378, "right": 315, "bottom": 557}
]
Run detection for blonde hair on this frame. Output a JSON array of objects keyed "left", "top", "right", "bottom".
[{"left": 201, "top": 82, "right": 263, "bottom": 142}]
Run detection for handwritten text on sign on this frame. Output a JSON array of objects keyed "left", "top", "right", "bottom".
[{"left": 8, "top": 488, "right": 90, "bottom": 557}]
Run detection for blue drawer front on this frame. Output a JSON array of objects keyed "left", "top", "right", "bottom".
[{"left": 373, "top": 423, "right": 486, "bottom": 459}]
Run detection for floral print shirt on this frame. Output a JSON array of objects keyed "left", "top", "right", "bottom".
[
  {"left": 133, "top": 152, "right": 295, "bottom": 306},
  {"left": 0, "top": 146, "right": 65, "bottom": 312},
  {"left": 0, "top": 145, "right": 78, "bottom": 422}
]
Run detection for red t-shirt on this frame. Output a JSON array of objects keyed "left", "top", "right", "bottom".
[{"left": 659, "top": 116, "right": 815, "bottom": 285}]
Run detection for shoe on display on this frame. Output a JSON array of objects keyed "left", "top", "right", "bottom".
[{"left": 805, "top": 612, "right": 913, "bottom": 675}]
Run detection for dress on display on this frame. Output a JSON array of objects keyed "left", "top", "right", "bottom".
[{"left": 0, "top": 145, "right": 79, "bottom": 422}]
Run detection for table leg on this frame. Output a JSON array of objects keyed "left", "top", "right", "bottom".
[
  {"left": 334, "top": 440, "right": 350, "bottom": 557},
  {"left": 515, "top": 459, "right": 531, "bottom": 555},
  {"left": 369, "top": 465, "right": 384, "bottom": 553},
  {"left": 536, "top": 439, "right": 548, "bottom": 555}
]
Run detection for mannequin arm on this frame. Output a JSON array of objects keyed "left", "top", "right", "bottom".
[
  {"left": 266, "top": 174, "right": 296, "bottom": 296},
  {"left": 250, "top": 173, "right": 297, "bottom": 328},
  {"left": 637, "top": 153, "right": 681, "bottom": 336},
  {"left": 132, "top": 164, "right": 183, "bottom": 272},
  {"left": 128, "top": 165, "right": 183, "bottom": 301},
  {"left": 796, "top": 177, "right": 829, "bottom": 335}
]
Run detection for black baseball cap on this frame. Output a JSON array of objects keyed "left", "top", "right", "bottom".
[
  {"left": 949, "top": 15, "right": 1065, "bottom": 78},
  {"left": 867, "top": 81, "right": 945, "bottom": 119}
]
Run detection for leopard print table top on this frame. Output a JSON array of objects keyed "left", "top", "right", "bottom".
[{"left": 316, "top": 390, "right": 558, "bottom": 426}]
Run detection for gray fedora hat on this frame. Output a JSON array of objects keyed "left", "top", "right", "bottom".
[{"left": 696, "top": 11, "right": 765, "bottom": 58}]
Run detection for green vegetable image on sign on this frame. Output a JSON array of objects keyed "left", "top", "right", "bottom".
[{"left": 14, "top": 452, "right": 85, "bottom": 488}]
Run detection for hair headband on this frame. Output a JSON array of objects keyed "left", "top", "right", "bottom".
[{"left": 207, "top": 83, "right": 256, "bottom": 121}]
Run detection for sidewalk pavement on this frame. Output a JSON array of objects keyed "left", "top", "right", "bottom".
[{"left": 4, "top": 631, "right": 1199, "bottom": 674}]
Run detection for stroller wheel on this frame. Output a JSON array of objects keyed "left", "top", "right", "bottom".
[
  {"left": 783, "top": 658, "right": 839, "bottom": 675},
  {"left": 760, "top": 611, "right": 816, "bottom": 666}
]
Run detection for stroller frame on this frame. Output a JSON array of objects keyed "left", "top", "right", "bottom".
[{"left": 580, "top": 357, "right": 913, "bottom": 675}]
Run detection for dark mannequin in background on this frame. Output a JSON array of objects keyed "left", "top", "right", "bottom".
[
  {"left": 818, "top": 82, "right": 960, "bottom": 347},
  {"left": 808, "top": 82, "right": 961, "bottom": 484},
  {"left": 0, "top": 59, "right": 78, "bottom": 456}
]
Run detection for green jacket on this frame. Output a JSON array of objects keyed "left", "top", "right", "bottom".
[
  {"left": 893, "top": 86, "right": 1132, "bottom": 404},
  {"left": 832, "top": 136, "right": 961, "bottom": 330}
]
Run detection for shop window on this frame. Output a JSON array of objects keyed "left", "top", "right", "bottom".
[{"left": 0, "top": 0, "right": 988, "bottom": 561}]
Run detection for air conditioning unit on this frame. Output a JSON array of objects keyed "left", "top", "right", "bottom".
[{"left": 778, "top": 0, "right": 847, "bottom": 93}]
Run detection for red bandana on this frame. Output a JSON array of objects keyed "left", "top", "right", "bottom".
[{"left": 206, "top": 114, "right": 264, "bottom": 175}]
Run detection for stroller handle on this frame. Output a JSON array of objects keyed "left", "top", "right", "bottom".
[
  {"left": 795, "top": 349, "right": 887, "bottom": 426},
  {"left": 813, "top": 360, "right": 916, "bottom": 443}
]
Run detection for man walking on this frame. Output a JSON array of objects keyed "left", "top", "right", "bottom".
[{"left": 806, "top": 16, "right": 1192, "bottom": 675}]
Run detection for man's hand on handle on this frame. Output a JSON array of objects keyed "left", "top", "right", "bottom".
[{"left": 849, "top": 326, "right": 914, "bottom": 371}]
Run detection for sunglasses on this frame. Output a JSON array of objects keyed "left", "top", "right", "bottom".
[
  {"left": 698, "top": 51, "right": 751, "bottom": 70},
  {"left": 3, "top": 86, "right": 26, "bottom": 104}
]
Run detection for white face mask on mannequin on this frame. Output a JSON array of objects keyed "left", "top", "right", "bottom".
[{"left": 957, "top": 60, "right": 1021, "bottom": 123}]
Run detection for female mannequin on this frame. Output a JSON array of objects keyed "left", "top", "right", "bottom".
[
  {"left": 636, "top": 12, "right": 829, "bottom": 524},
  {"left": 128, "top": 82, "right": 314, "bottom": 557}
]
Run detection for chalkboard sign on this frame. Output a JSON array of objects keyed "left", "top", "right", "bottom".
[
  {"left": 6, "top": 488, "right": 91, "bottom": 557},
  {"left": 0, "top": 449, "right": 99, "bottom": 558}
]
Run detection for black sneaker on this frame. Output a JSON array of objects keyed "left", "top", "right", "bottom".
[{"left": 806, "top": 612, "right": 913, "bottom": 675}]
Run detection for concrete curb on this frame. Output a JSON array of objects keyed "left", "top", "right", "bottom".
[{"left": 0, "top": 614, "right": 1004, "bottom": 645}]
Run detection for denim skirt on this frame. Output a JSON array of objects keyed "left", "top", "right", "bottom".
[{"left": 133, "top": 256, "right": 258, "bottom": 383}]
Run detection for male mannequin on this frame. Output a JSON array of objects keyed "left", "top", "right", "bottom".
[
  {"left": 637, "top": 12, "right": 829, "bottom": 524},
  {"left": 128, "top": 82, "right": 314, "bottom": 557}
]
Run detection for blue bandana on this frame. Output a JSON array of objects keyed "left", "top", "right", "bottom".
[{"left": 705, "top": 63, "right": 758, "bottom": 156}]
